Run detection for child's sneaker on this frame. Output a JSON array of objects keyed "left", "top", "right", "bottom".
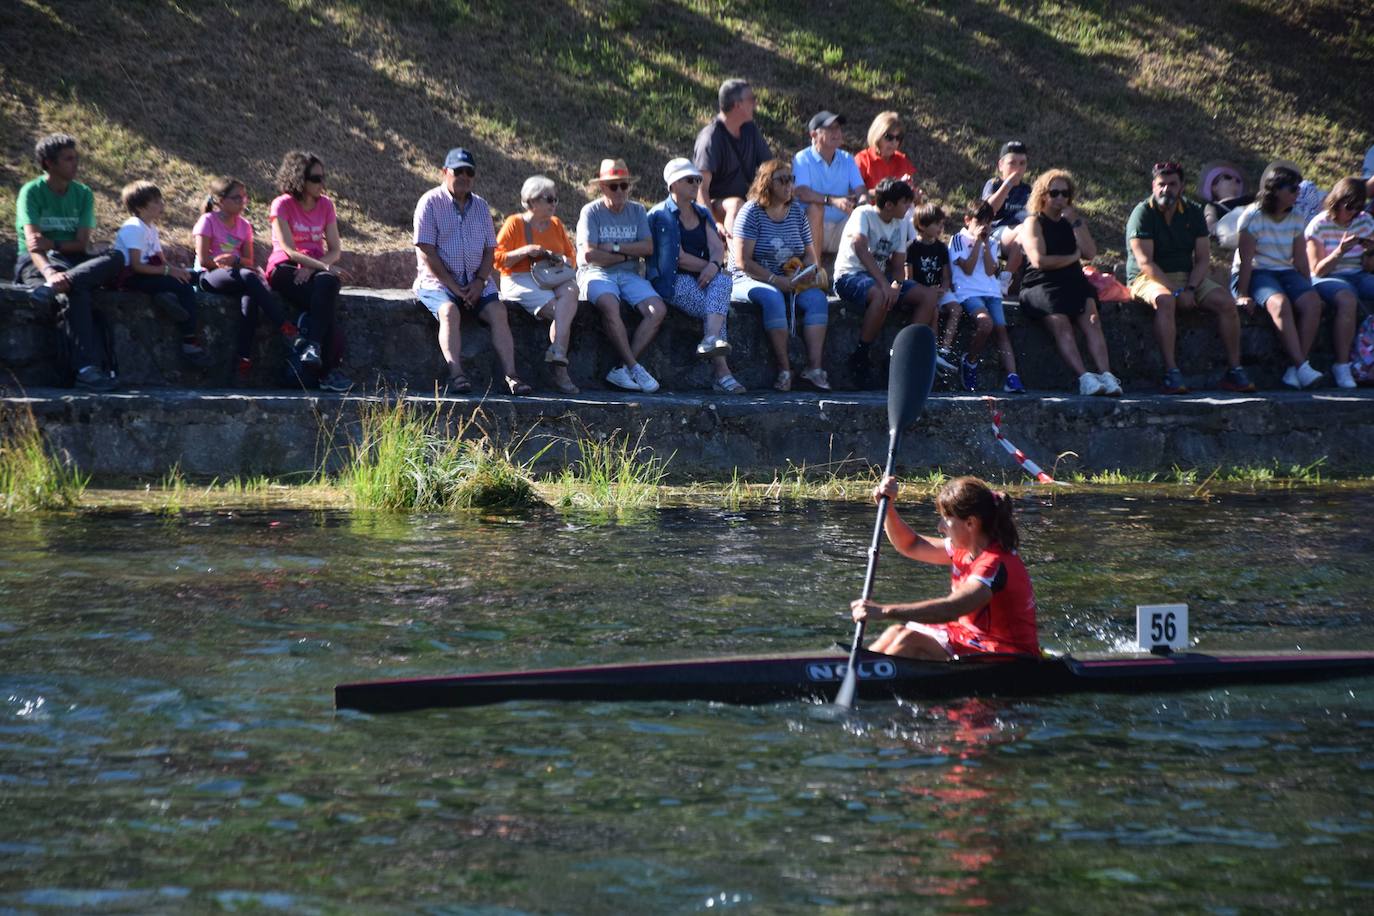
[
  {"left": 1002, "top": 372, "right": 1026, "bottom": 393},
  {"left": 1097, "top": 371, "right": 1123, "bottom": 397},
  {"left": 1332, "top": 362, "right": 1356, "bottom": 389},
  {"left": 318, "top": 369, "right": 353, "bottom": 393},
  {"left": 1218, "top": 366, "right": 1256, "bottom": 392},
  {"left": 1079, "top": 372, "right": 1106, "bottom": 396},
  {"left": 1160, "top": 367, "right": 1189, "bottom": 394},
  {"left": 960, "top": 356, "right": 979, "bottom": 392},
  {"left": 1296, "top": 360, "right": 1323, "bottom": 389},
  {"left": 295, "top": 339, "right": 323, "bottom": 369},
  {"left": 935, "top": 347, "right": 958, "bottom": 375},
  {"left": 605, "top": 365, "right": 639, "bottom": 391}
]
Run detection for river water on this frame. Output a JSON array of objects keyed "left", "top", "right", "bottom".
[{"left": 1, "top": 488, "right": 1371, "bottom": 912}]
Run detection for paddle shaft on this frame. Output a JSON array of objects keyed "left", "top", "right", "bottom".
[{"left": 837, "top": 429, "right": 900, "bottom": 701}]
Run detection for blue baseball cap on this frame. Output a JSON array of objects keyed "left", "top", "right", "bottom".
[{"left": 443, "top": 148, "right": 476, "bottom": 171}]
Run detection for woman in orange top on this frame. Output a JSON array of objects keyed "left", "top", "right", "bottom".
[
  {"left": 855, "top": 111, "right": 918, "bottom": 197},
  {"left": 851, "top": 475, "right": 1040, "bottom": 659},
  {"left": 495, "top": 175, "right": 579, "bottom": 394}
]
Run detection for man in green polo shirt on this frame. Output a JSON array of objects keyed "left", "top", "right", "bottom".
[
  {"left": 14, "top": 133, "right": 124, "bottom": 392},
  {"left": 1125, "top": 162, "right": 1253, "bottom": 394}
]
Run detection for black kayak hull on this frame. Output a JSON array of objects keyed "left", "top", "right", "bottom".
[{"left": 334, "top": 650, "right": 1374, "bottom": 714}]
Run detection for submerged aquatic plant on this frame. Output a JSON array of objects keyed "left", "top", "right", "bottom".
[
  {"left": 0, "top": 403, "right": 88, "bottom": 512},
  {"left": 340, "top": 398, "right": 542, "bottom": 511},
  {"left": 551, "top": 426, "right": 669, "bottom": 512}
]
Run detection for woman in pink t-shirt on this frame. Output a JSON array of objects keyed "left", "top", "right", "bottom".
[
  {"left": 193, "top": 176, "right": 294, "bottom": 386},
  {"left": 268, "top": 150, "right": 349, "bottom": 392}
]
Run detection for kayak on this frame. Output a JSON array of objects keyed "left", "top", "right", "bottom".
[{"left": 333, "top": 649, "right": 1374, "bottom": 714}]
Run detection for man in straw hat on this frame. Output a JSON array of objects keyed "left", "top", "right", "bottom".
[{"left": 576, "top": 158, "right": 666, "bottom": 392}]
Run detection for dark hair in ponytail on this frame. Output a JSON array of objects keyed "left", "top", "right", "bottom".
[
  {"left": 204, "top": 176, "right": 244, "bottom": 214},
  {"left": 935, "top": 476, "right": 1019, "bottom": 551}
]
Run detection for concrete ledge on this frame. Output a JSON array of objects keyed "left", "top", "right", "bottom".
[
  {"left": 5, "top": 386, "right": 1371, "bottom": 480},
  {"left": 0, "top": 281, "right": 1350, "bottom": 395}
]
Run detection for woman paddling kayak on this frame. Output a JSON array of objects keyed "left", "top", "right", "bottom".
[{"left": 851, "top": 475, "right": 1040, "bottom": 660}]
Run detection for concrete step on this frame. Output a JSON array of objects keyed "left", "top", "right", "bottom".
[
  {"left": 0, "top": 282, "right": 1351, "bottom": 395},
  {"left": 5, "top": 386, "right": 1371, "bottom": 480}
]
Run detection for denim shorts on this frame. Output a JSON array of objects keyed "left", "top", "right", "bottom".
[
  {"left": 1312, "top": 269, "right": 1374, "bottom": 307},
  {"left": 415, "top": 285, "right": 499, "bottom": 318},
  {"left": 579, "top": 268, "right": 659, "bottom": 307},
  {"left": 959, "top": 294, "right": 1007, "bottom": 326},
  {"left": 1231, "top": 268, "right": 1314, "bottom": 305},
  {"left": 834, "top": 272, "right": 916, "bottom": 307}
]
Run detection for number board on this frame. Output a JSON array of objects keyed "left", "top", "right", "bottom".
[{"left": 1136, "top": 603, "right": 1189, "bottom": 651}]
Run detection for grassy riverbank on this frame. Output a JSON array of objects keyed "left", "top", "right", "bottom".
[{"left": 4, "top": 0, "right": 1371, "bottom": 265}]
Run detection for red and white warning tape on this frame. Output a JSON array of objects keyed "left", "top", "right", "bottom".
[{"left": 988, "top": 400, "right": 1062, "bottom": 485}]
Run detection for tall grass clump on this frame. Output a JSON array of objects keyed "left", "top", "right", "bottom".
[
  {"left": 552, "top": 428, "right": 668, "bottom": 512},
  {"left": 0, "top": 405, "right": 88, "bottom": 512},
  {"left": 340, "top": 400, "right": 541, "bottom": 511}
]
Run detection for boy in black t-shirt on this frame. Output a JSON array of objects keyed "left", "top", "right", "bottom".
[{"left": 906, "top": 204, "right": 959, "bottom": 373}]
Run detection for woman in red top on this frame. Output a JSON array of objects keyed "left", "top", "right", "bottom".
[
  {"left": 855, "top": 111, "right": 917, "bottom": 196},
  {"left": 851, "top": 475, "right": 1040, "bottom": 659}
]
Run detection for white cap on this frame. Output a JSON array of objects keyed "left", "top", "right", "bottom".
[{"left": 663, "top": 157, "right": 702, "bottom": 188}]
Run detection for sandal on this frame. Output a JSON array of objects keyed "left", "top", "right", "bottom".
[
  {"left": 505, "top": 375, "right": 533, "bottom": 395},
  {"left": 800, "top": 367, "right": 832, "bottom": 391},
  {"left": 553, "top": 377, "right": 581, "bottom": 395},
  {"left": 442, "top": 374, "right": 472, "bottom": 395},
  {"left": 774, "top": 369, "right": 792, "bottom": 392},
  {"left": 713, "top": 374, "right": 746, "bottom": 394},
  {"left": 544, "top": 344, "right": 569, "bottom": 367}
]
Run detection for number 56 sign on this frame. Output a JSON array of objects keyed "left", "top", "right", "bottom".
[{"left": 1136, "top": 603, "right": 1189, "bottom": 651}]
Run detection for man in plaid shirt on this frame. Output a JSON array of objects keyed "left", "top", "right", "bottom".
[{"left": 413, "top": 147, "right": 531, "bottom": 395}]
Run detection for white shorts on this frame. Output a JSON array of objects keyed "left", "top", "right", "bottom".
[
  {"left": 820, "top": 218, "right": 846, "bottom": 254},
  {"left": 500, "top": 272, "right": 558, "bottom": 315}
]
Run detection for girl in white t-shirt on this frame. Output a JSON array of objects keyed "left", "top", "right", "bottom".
[
  {"left": 1304, "top": 178, "right": 1374, "bottom": 389},
  {"left": 193, "top": 177, "right": 294, "bottom": 386},
  {"left": 114, "top": 181, "right": 210, "bottom": 366}
]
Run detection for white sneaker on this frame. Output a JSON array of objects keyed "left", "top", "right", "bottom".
[
  {"left": 629, "top": 363, "right": 660, "bottom": 393},
  {"left": 605, "top": 365, "right": 639, "bottom": 391},
  {"left": 1097, "top": 371, "right": 1123, "bottom": 397},
  {"left": 1332, "top": 362, "right": 1356, "bottom": 389},
  {"left": 1296, "top": 360, "right": 1324, "bottom": 389},
  {"left": 1078, "top": 372, "right": 1105, "bottom": 396},
  {"left": 1282, "top": 365, "right": 1300, "bottom": 389},
  {"left": 998, "top": 270, "right": 1013, "bottom": 297}
]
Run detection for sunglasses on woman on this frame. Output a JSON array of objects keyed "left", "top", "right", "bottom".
[
  {"left": 305, "top": 173, "right": 325, "bottom": 183},
  {"left": 536, "top": 195, "right": 558, "bottom": 205},
  {"left": 883, "top": 132, "right": 903, "bottom": 142},
  {"left": 1047, "top": 189, "right": 1070, "bottom": 199},
  {"left": 773, "top": 174, "right": 795, "bottom": 185}
]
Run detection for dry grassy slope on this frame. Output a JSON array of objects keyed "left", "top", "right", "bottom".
[{"left": 2, "top": 0, "right": 1371, "bottom": 262}]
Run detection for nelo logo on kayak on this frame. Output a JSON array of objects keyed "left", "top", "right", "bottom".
[{"left": 806, "top": 660, "right": 897, "bottom": 682}]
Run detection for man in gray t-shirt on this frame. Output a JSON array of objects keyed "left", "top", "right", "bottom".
[{"left": 576, "top": 159, "right": 666, "bottom": 393}]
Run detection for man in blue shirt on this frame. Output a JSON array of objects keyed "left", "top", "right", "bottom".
[{"left": 793, "top": 111, "right": 865, "bottom": 256}]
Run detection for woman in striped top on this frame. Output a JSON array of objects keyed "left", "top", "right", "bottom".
[
  {"left": 1232, "top": 164, "right": 1325, "bottom": 389},
  {"left": 1304, "top": 178, "right": 1373, "bottom": 389}
]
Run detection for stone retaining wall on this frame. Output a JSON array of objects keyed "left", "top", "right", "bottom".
[{"left": 0, "top": 282, "right": 1345, "bottom": 395}]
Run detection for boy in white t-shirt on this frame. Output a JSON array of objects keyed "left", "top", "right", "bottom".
[
  {"left": 949, "top": 200, "right": 1022, "bottom": 392},
  {"left": 114, "top": 181, "right": 210, "bottom": 365},
  {"left": 834, "top": 178, "right": 930, "bottom": 388}
]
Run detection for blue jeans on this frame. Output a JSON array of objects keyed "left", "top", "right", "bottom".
[
  {"left": 731, "top": 276, "right": 828, "bottom": 331},
  {"left": 1232, "top": 268, "right": 1314, "bottom": 305}
]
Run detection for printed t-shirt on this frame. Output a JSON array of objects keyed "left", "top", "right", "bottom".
[
  {"left": 948, "top": 228, "right": 1002, "bottom": 299},
  {"left": 1303, "top": 210, "right": 1374, "bottom": 274},
  {"left": 576, "top": 199, "right": 651, "bottom": 276},
  {"left": 15, "top": 177, "right": 96, "bottom": 256},
  {"left": 855, "top": 148, "right": 916, "bottom": 191},
  {"left": 792, "top": 146, "right": 864, "bottom": 224},
  {"left": 494, "top": 214, "right": 575, "bottom": 275},
  {"left": 833, "top": 204, "right": 915, "bottom": 279},
  {"left": 192, "top": 212, "right": 253, "bottom": 264},
  {"left": 731, "top": 199, "right": 813, "bottom": 276},
  {"left": 1124, "top": 197, "right": 1207, "bottom": 282},
  {"left": 692, "top": 118, "right": 771, "bottom": 201},
  {"left": 1233, "top": 204, "right": 1306, "bottom": 272},
  {"left": 267, "top": 194, "right": 336, "bottom": 276},
  {"left": 938, "top": 539, "right": 1039, "bottom": 655},
  {"left": 980, "top": 177, "right": 1030, "bottom": 229},
  {"left": 114, "top": 216, "right": 162, "bottom": 266},
  {"left": 906, "top": 237, "right": 949, "bottom": 287}
]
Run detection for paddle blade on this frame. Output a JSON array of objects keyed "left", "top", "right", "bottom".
[
  {"left": 834, "top": 663, "right": 858, "bottom": 709},
  {"left": 887, "top": 324, "right": 938, "bottom": 434}
]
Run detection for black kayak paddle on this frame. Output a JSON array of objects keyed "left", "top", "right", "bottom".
[{"left": 834, "top": 324, "right": 938, "bottom": 710}]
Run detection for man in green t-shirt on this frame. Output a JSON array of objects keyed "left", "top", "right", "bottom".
[
  {"left": 1124, "top": 162, "right": 1252, "bottom": 395},
  {"left": 14, "top": 133, "right": 124, "bottom": 391}
]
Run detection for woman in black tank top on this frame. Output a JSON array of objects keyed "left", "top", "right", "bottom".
[{"left": 1019, "top": 170, "right": 1122, "bottom": 396}]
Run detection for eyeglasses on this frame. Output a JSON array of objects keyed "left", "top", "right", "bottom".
[
  {"left": 773, "top": 174, "right": 795, "bottom": 184},
  {"left": 305, "top": 173, "right": 325, "bottom": 183},
  {"left": 604, "top": 181, "right": 630, "bottom": 192},
  {"left": 679, "top": 176, "right": 703, "bottom": 185},
  {"left": 1047, "top": 189, "right": 1071, "bottom": 198},
  {"left": 883, "top": 133, "right": 903, "bottom": 142}
]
